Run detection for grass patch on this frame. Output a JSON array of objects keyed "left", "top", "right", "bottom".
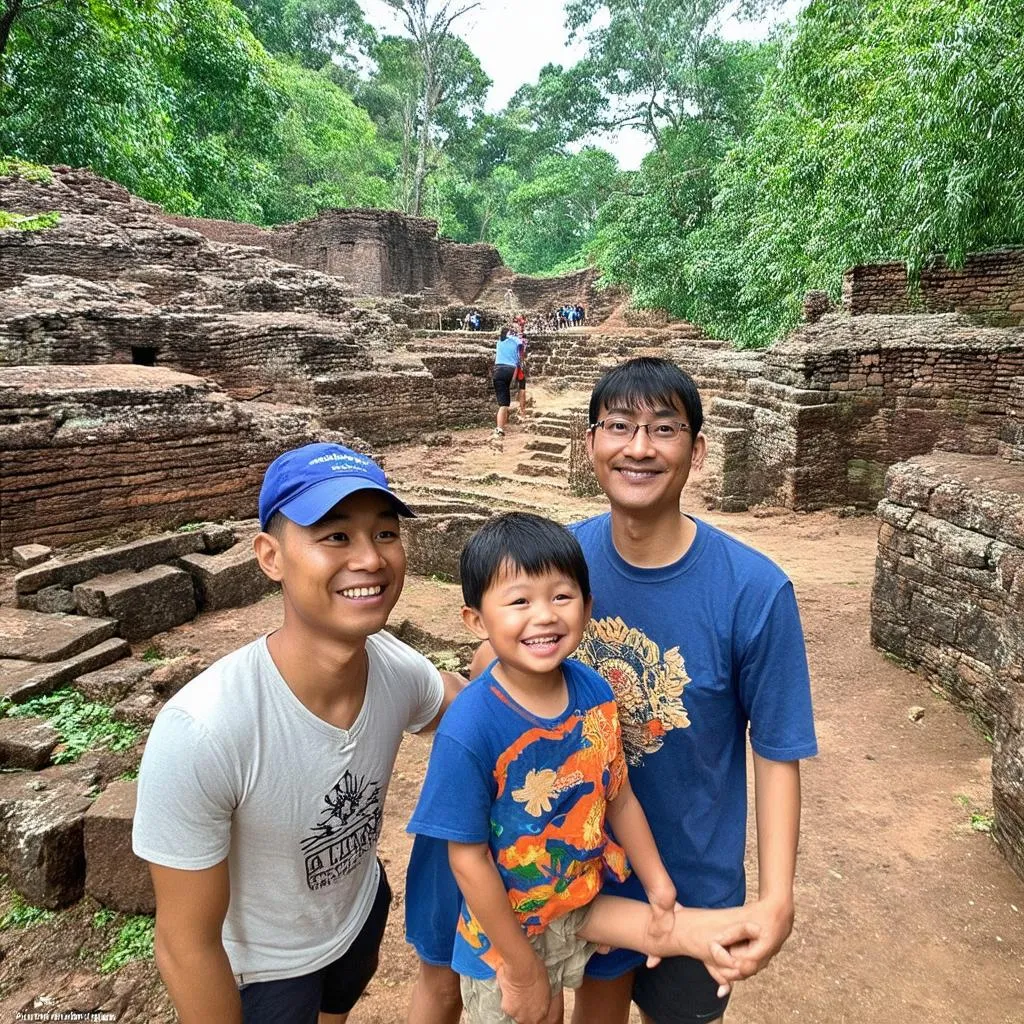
[
  {"left": 141, "top": 646, "right": 170, "bottom": 664},
  {"left": 174, "top": 521, "right": 206, "bottom": 533},
  {"left": 92, "top": 908, "right": 117, "bottom": 930},
  {"left": 100, "top": 915, "right": 155, "bottom": 973},
  {"left": 0, "top": 893, "right": 55, "bottom": 930},
  {"left": 970, "top": 811, "right": 995, "bottom": 834},
  {"left": 0, "top": 158, "right": 52, "bottom": 182},
  {"left": 116, "top": 768, "right": 139, "bottom": 782},
  {"left": 0, "top": 210, "right": 60, "bottom": 231},
  {"left": 5, "top": 688, "right": 139, "bottom": 763},
  {"left": 428, "top": 572, "right": 455, "bottom": 585}
]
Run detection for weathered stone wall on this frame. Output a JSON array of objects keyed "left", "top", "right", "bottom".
[
  {"left": 697, "top": 313, "right": 1024, "bottom": 511},
  {"left": 843, "top": 249, "right": 1024, "bottom": 317},
  {"left": 1000, "top": 377, "right": 1024, "bottom": 463},
  {"left": 0, "top": 365, "right": 333, "bottom": 553},
  {"left": 870, "top": 453, "right": 1024, "bottom": 882}
]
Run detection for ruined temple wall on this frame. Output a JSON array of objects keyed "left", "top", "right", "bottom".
[
  {"left": 1000, "top": 377, "right": 1024, "bottom": 463},
  {"left": 0, "top": 366, "right": 331, "bottom": 553},
  {"left": 870, "top": 453, "right": 1024, "bottom": 881},
  {"left": 312, "top": 352, "right": 495, "bottom": 444},
  {"left": 438, "top": 241, "right": 505, "bottom": 304},
  {"left": 843, "top": 249, "right": 1024, "bottom": 317},
  {"left": 754, "top": 316, "right": 1024, "bottom": 508}
]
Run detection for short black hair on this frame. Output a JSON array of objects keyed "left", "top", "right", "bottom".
[
  {"left": 589, "top": 357, "right": 703, "bottom": 436},
  {"left": 460, "top": 513, "right": 590, "bottom": 610}
]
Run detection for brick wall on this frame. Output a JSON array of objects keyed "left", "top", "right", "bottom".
[
  {"left": 870, "top": 453, "right": 1024, "bottom": 883},
  {"left": 0, "top": 366, "right": 332, "bottom": 553},
  {"left": 843, "top": 250, "right": 1024, "bottom": 317}
]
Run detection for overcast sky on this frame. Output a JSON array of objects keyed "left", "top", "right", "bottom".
[{"left": 360, "top": 0, "right": 808, "bottom": 169}]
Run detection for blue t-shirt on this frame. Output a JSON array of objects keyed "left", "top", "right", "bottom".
[
  {"left": 408, "top": 659, "right": 629, "bottom": 980},
  {"left": 405, "top": 514, "right": 817, "bottom": 977},
  {"left": 495, "top": 335, "right": 521, "bottom": 367}
]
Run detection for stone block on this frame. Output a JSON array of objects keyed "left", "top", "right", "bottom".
[
  {"left": 0, "top": 637, "right": 130, "bottom": 703},
  {"left": 0, "top": 608, "right": 118, "bottom": 663},
  {"left": 179, "top": 543, "right": 277, "bottom": 612},
  {"left": 404, "top": 513, "right": 491, "bottom": 580},
  {"left": 201, "top": 522, "right": 236, "bottom": 553},
  {"left": 147, "top": 654, "right": 208, "bottom": 699},
  {"left": 14, "top": 531, "right": 210, "bottom": 597},
  {"left": 111, "top": 691, "right": 162, "bottom": 728},
  {"left": 74, "top": 661, "right": 154, "bottom": 703},
  {"left": 84, "top": 780, "right": 155, "bottom": 914},
  {"left": 0, "top": 764, "right": 95, "bottom": 908},
  {"left": 11, "top": 544, "right": 52, "bottom": 568},
  {"left": 73, "top": 565, "right": 197, "bottom": 642},
  {"left": 0, "top": 718, "right": 60, "bottom": 770},
  {"left": 33, "top": 585, "right": 77, "bottom": 614}
]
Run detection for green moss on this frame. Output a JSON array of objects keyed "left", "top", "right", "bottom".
[
  {"left": 0, "top": 158, "right": 53, "bottom": 182},
  {"left": 0, "top": 893, "right": 55, "bottom": 930},
  {"left": 0, "top": 210, "right": 60, "bottom": 231}
]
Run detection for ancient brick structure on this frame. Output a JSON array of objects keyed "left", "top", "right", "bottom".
[
  {"left": 870, "top": 454, "right": 1024, "bottom": 882},
  {"left": 843, "top": 249, "right": 1024, "bottom": 317},
  {"left": 696, "top": 315, "right": 1024, "bottom": 511},
  {"left": 0, "top": 365, "right": 330, "bottom": 554}
]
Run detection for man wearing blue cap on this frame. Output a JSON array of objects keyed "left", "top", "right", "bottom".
[{"left": 133, "top": 443, "right": 465, "bottom": 1024}]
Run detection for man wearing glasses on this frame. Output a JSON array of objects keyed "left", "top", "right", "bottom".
[
  {"left": 404, "top": 357, "right": 816, "bottom": 1024},
  {"left": 568, "top": 357, "right": 817, "bottom": 1024}
]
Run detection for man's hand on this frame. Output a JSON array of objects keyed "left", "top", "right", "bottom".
[
  {"left": 727, "top": 896, "right": 794, "bottom": 979},
  {"left": 496, "top": 955, "right": 552, "bottom": 1024}
]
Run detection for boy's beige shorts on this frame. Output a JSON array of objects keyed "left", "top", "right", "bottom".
[{"left": 460, "top": 904, "right": 597, "bottom": 1024}]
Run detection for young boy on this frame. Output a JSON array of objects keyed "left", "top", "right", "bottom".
[
  {"left": 132, "top": 443, "right": 463, "bottom": 1024},
  {"left": 407, "top": 513, "right": 758, "bottom": 1024}
]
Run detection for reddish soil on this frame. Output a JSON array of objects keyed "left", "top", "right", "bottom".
[{"left": 2, "top": 393, "right": 1022, "bottom": 1023}]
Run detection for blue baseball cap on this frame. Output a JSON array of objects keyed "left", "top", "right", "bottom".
[{"left": 259, "top": 443, "right": 415, "bottom": 530}]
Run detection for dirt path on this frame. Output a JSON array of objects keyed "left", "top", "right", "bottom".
[{"left": 3, "top": 395, "right": 1022, "bottom": 1024}]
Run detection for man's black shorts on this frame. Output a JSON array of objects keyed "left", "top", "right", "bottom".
[
  {"left": 240, "top": 862, "right": 391, "bottom": 1024},
  {"left": 493, "top": 364, "right": 516, "bottom": 407},
  {"left": 632, "top": 954, "right": 732, "bottom": 1024}
]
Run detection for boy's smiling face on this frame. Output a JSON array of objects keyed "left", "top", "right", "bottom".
[
  {"left": 257, "top": 489, "right": 406, "bottom": 645},
  {"left": 462, "top": 563, "right": 591, "bottom": 690}
]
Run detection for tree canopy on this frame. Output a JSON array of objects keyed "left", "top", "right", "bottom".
[{"left": 2, "top": 0, "right": 1023, "bottom": 345}]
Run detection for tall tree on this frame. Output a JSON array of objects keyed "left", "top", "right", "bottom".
[
  {"left": 230, "top": 0, "right": 372, "bottom": 70},
  {"left": 565, "top": 0, "right": 781, "bottom": 144},
  {"left": 381, "top": 0, "right": 483, "bottom": 215}
]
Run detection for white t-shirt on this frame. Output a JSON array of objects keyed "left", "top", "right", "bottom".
[{"left": 132, "top": 630, "right": 443, "bottom": 984}]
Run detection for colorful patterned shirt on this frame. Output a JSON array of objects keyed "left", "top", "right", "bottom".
[{"left": 408, "top": 658, "right": 629, "bottom": 979}]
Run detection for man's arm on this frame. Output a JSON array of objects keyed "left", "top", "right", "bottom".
[
  {"left": 448, "top": 841, "right": 552, "bottom": 1024},
  {"left": 733, "top": 755, "right": 801, "bottom": 977},
  {"left": 419, "top": 670, "right": 468, "bottom": 733},
  {"left": 149, "top": 859, "right": 240, "bottom": 1024}
]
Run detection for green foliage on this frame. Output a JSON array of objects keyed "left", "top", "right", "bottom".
[
  {"left": 99, "top": 914, "right": 155, "bottom": 973},
  {"left": 92, "top": 907, "right": 117, "bottom": 929},
  {"left": 597, "top": 0, "right": 1024, "bottom": 347},
  {"left": 0, "top": 209, "right": 59, "bottom": 230},
  {"left": 230, "top": 0, "right": 372, "bottom": 70},
  {"left": 0, "top": 156, "right": 52, "bottom": 181},
  {"left": 5, "top": 688, "right": 138, "bottom": 763},
  {"left": 0, "top": 893, "right": 55, "bottom": 930},
  {"left": 262, "top": 61, "right": 394, "bottom": 223}
]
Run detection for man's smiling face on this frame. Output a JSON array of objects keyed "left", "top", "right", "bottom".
[{"left": 586, "top": 396, "right": 706, "bottom": 517}]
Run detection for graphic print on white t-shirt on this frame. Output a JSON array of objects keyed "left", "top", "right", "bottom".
[{"left": 302, "top": 770, "right": 383, "bottom": 890}]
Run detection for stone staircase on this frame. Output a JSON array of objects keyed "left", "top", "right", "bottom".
[{"left": 515, "top": 410, "right": 575, "bottom": 480}]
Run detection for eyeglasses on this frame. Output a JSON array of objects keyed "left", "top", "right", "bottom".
[{"left": 590, "top": 418, "right": 692, "bottom": 444}]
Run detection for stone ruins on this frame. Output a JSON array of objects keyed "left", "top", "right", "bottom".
[{"left": 0, "top": 165, "right": 1021, "bottom": 948}]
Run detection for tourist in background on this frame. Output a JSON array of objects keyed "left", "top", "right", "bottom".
[{"left": 491, "top": 326, "right": 521, "bottom": 438}]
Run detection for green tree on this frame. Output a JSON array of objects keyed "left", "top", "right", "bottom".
[
  {"left": 230, "top": 0, "right": 372, "bottom": 70},
  {"left": 495, "top": 148, "right": 620, "bottom": 274},
  {"left": 683, "top": 0, "right": 1024, "bottom": 347},
  {"left": 380, "top": 0, "right": 488, "bottom": 215},
  {"left": 262, "top": 63, "right": 395, "bottom": 223}
]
